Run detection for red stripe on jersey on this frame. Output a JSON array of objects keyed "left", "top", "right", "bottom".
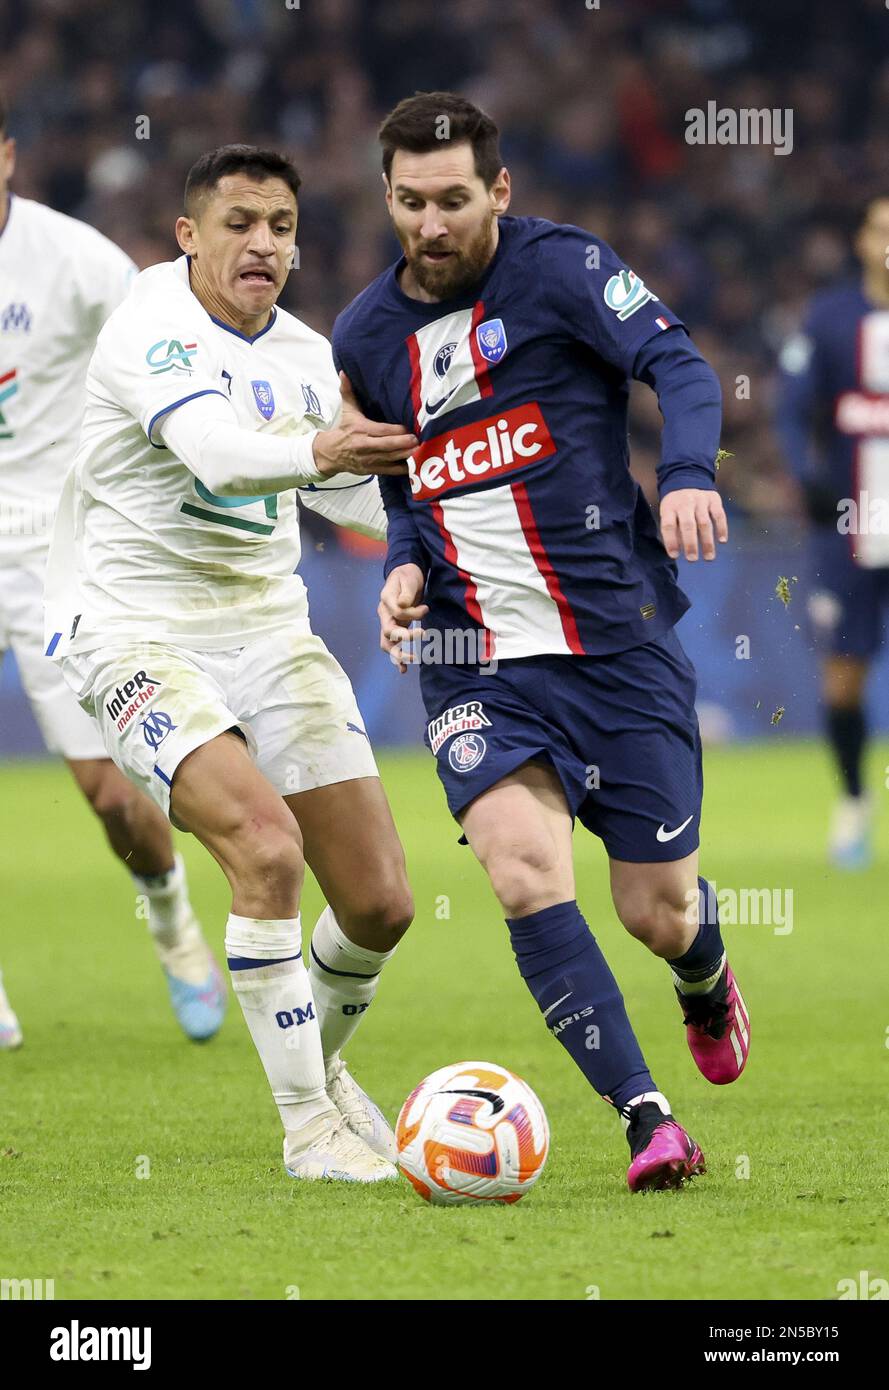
[
  {"left": 511, "top": 480, "right": 585, "bottom": 654},
  {"left": 0, "top": 369, "right": 16, "bottom": 387},
  {"left": 429, "top": 499, "right": 496, "bottom": 662},
  {"left": 406, "top": 332, "right": 423, "bottom": 433},
  {"left": 468, "top": 301, "right": 495, "bottom": 399}
]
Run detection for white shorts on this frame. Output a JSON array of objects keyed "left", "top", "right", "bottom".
[
  {"left": 60, "top": 627, "right": 379, "bottom": 820},
  {"left": 0, "top": 558, "right": 107, "bottom": 760}
]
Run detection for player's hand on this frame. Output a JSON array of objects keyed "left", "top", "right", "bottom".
[
  {"left": 312, "top": 373, "right": 418, "bottom": 479},
  {"left": 660, "top": 488, "right": 728, "bottom": 561},
  {"left": 379, "top": 563, "right": 429, "bottom": 674}
]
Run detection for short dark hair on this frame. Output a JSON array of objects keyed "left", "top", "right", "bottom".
[
  {"left": 184, "top": 144, "right": 301, "bottom": 217},
  {"left": 379, "top": 92, "right": 503, "bottom": 187}
]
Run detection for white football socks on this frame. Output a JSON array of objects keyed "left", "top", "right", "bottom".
[
  {"left": 309, "top": 905, "right": 397, "bottom": 1078},
  {"left": 132, "top": 853, "right": 210, "bottom": 985},
  {"left": 619, "top": 1091, "right": 672, "bottom": 1130},
  {"left": 672, "top": 951, "right": 726, "bottom": 996},
  {"left": 225, "top": 913, "right": 336, "bottom": 1131}
]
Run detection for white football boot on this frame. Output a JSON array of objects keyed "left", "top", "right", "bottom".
[
  {"left": 326, "top": 1057, "right": 398, "bottom": 1162},
  {"left": 829, "top": 793, "right": 873, "bottom": 870},
  {"left": 284, "top": 1110, "right": 398, "bottom": 1182},
  {"left": 0, "top": 974, "right": 23, "bottom": 1050}
]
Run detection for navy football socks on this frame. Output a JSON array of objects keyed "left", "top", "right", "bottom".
[
  {"left": 826, "top": 704, "right": 865, "bottom": 799},
  {"left": 668, "top": 876, "right": 725, "bottom": 990},
  {"left": 506, "top": 900, "right": 655, "bottom": 1112}
]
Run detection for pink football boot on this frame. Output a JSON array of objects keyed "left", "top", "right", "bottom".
[
  {"left": 676, "top": 962, "right": 750, "bottom": 1085},
  {"left": 623, "top": 1097, "right": 705, "bottom": 1193}
]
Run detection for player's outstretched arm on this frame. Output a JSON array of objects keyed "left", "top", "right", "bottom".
[
  {"left": 298, "top": 475, "right": 388, "bottom": 540},
  {"left": 311, "top": 373, "right": 418, "bottom": 479},
  {"left": 158, "top": 381, "right": 417, "bottom": 497}
]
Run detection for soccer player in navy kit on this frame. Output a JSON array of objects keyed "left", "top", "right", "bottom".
[
  {"left": 334, "top": 93, "right": 750, "bottom": 1191},
  {"left": 777, "top": 196, "right": 889, "bottom": 869}
]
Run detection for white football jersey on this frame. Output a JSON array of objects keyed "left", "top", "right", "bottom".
[
  {"left": 45, "top": 257, "right": 369, "bottom": 655},
  {"left": 0, "top": 194, "right": 136, "bottom": 562}
]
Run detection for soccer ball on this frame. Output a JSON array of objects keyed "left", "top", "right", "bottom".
[{"left": 396, "top": 1060, "right": 550, "bottom": 1205}]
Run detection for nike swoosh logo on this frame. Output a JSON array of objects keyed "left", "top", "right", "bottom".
[
  {"left": 542, "top": 991, "right": 572, "bottom": 1019},
  {"left": 424, "top": 385, "right": 459, "bottom": 415},
  {"left": 656, "top": 814, "right": 694, "bottom": 842},
  {"left": 440, "top": 1088, "right": 505, "bottom": 1114}
]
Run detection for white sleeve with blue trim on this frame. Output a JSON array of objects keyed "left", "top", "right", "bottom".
[
  {"left": 91, "top": 292, "right": 231, "bottom": 446},
  {"left": 158, "top": 391, "right": 324, "bottom": 494},
  {"left": 298, "top": 474, "right": 387, "bottom": 540}
]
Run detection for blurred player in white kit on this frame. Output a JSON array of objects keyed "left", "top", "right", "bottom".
[{"left": 0, "top": 89, "right": 226, "bottom": 1049}]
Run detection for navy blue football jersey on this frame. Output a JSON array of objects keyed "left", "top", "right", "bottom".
[
  {"left": 333, "top": 215, "right": 708, "bottom": 659},
  {"left": 778, "top": 282, "right": 889, "bottom": 565}
]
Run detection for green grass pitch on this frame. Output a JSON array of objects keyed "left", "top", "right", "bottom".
[{"left": 1, "top": 742, "right": 887, "bottom": 1302}]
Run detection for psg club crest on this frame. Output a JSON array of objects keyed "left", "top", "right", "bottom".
[
  {"left": 475, "top": 318, "right": 507, "bottom": 364},
  {"left": 448, "top": 732, "right": 487, "bottom": 772},
  {"left": 251, "top": 380, "right": 276, "bottom": 420},
  {"left": 434, "top": 342, "right": 457, "bottom": 379}
]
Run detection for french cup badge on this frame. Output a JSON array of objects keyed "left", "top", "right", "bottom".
[
  {"left": 251, "top": 379, "right": 276, "bottom": 420},
  {"left": 475, "top": 317, "right": 508, "bottom": 364}
]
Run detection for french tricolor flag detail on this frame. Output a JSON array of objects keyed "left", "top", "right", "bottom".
[{"left": 655, "top": 316, "right": 670, "bottom": 331}]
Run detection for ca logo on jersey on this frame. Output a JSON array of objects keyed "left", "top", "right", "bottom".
[
  {"left": 146, "top": 339, "right": 198, "bottom": 375},
  {"left": 1, "top": 303, "right": 31, "bottom": 333},
  {"left": 0, "top": 368, "right": 18, "bottom": 440},
  {"left": 603, "top": 269, "right": 658, "bottom": 321}
]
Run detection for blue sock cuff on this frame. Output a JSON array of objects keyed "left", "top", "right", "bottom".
[{"left": 227, "top": 952, "right": 301, "bottom": 971}]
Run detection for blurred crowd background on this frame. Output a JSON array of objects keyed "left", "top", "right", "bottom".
[
  {"left": 3, "top": 0, "right": 889, "bottom": 749},
  {"left": 3, "top": 0, "right": 888, "bottom": 523}
]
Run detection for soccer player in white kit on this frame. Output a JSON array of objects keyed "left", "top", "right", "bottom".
[
  {"left": 0, "top": 91, "right": 225, "bottom": 1050},
  {"left": 45, "top": 145, "right": 418, "bottom": 1182}
]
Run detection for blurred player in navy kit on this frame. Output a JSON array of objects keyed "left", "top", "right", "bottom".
[
  {"left": 334, "top": 92, "right": 748, "bottom": 1192},
  {"left": 778, "top": 196, "right": 889, "bottom": 869}
]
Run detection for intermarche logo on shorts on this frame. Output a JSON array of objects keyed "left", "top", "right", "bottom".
[
  {"left": 407, "top": 403, "right": 556, "bottom": 501},
  {"left": 428, "top": 701, "right": 492, "bottom": 755},
  {"left": 105, "top": 670, "right": 163, "bottom": 733}
]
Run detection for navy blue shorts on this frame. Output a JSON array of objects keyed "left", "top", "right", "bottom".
[
  {"left": 808, "top": 526, "right": 889, "bottom": 659},
  {"left": 419, "top": 628, "right": 702, "bottom": 864}
]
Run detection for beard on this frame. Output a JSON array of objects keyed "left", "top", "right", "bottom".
[{"left": 405, "top": 210, "right": 497, "bottom": 299}]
